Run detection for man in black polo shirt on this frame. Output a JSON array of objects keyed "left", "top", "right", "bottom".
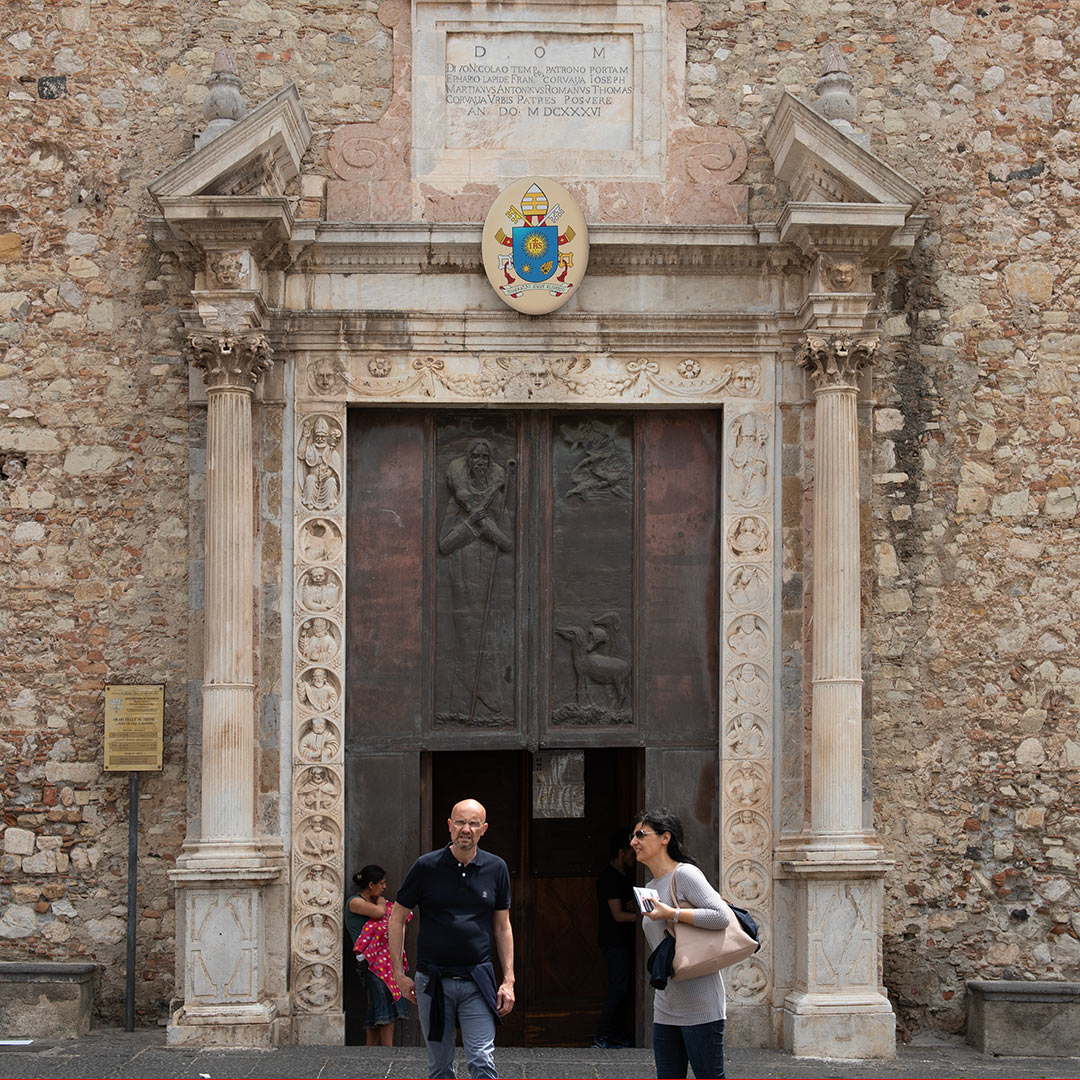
[{"left": 389, "top": 798, "right": 514, "bottom": 1078}]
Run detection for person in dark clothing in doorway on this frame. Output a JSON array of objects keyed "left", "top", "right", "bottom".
[
  {"left": 593, "top": 830, "right": 637, "bottom": 1049},
  {"left": 389, "top": 798, "right": 514, "bottom": 1079}
]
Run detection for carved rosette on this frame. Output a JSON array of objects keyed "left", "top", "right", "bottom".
[
  {"left": 291, "top": 400, "right": 348, "bottom": 1022},
  {"left": 720, "top": 404, "right": 773, "bottom": 1005},
  {"left": 796, "top": 334, "right": 877, "bottom": 392},
  {"left": 188, "top": 332, "right": 272, "bottom": 391}
]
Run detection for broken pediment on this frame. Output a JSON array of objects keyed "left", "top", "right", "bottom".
[
  {"left": 763, "top": 91, "right": 925, "bottom": 262},
  {"left": 764, "top": 90, "right": 923, "bottom": 209},
  {"left": 149, "top": 83, "right": 312, "bottom": 203}
]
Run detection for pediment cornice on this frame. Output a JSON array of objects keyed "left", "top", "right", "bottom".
[
  {"left": 148, "top": 83, "right": 312, "bottom": 203},
  {"left": 764, "top": 91, "right": 923, "bottom": 209}
]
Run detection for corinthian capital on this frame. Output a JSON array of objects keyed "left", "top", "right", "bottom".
[
  {"left": 188, "top": 332, "right": 273, "bottom": 391},
  {"left": 796, "top": 334, "right": 877, "bottom": 390}
]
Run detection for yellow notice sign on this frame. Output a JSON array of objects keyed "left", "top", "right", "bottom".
[{"left": 104, "top": 685, "right": 164, "bottom": 772}]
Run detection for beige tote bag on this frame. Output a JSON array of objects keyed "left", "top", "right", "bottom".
[{"left": 670, "top": 864, "right": 758, "bottom": 981}]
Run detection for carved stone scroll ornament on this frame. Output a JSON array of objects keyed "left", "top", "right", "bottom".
[
  {"left": 796, "top": 334, "right": 878, "bottom": 390},
  {"left": 668, "top": 126, "right": 748, "bottom": 186},
  {"left": 187, "top": 332, "right": 272, "bottom": 390}
]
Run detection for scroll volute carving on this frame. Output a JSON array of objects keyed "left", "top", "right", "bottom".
[
  {"left": 668, "top": 126, "right": 748, "bottom": 186},
  {"left": 327, "top": 0, "right": 411, "bottom": 182}
]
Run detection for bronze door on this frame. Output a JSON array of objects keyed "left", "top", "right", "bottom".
[{"left": 346, "top": 409, "right": 721, "bottom": 1044}]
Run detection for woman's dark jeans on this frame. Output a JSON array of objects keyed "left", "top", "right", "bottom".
[{"left": 653, "top": 1018, "right": 725, "bottom": 1078}]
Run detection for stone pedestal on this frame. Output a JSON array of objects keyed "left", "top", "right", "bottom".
[{"left": 781, "top": 860, "right": 895, "bottom": 1058}]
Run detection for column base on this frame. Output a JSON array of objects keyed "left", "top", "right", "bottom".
[
  {"left": 167, "top": 1001, "right": 283, "bottom": 1048},
  {"left": 782, "top": 990, "right": 896, "bottom": 1059},
  {"left": 293, "top": 1010, "right": 345, "bottom": 1045},
  {"left": 172, "top": 837, "right": 286, "bottom": 880}
]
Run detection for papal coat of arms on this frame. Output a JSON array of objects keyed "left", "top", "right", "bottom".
[{"left": 481, "top": 176, "right": 589, "bottom": 315}]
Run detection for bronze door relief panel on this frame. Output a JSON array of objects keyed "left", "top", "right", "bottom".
[{"left": 346, "top": 410, "right": 720, "bottom": 751}]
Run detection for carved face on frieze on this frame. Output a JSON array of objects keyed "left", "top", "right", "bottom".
[{"left": 824, "top": 259, "right": 858, "bottom": 292}]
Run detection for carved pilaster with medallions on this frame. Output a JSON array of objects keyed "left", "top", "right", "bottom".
[
  {"left": 720, "top": 404, "right": 775, "bottom": 1009},
  {"left": 291, "top": 403, "right": 347, "bottom": 1036}
]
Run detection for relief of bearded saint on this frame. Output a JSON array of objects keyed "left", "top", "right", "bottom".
[{"left": 437, "top": 439, "right": 514, "bottom": 721}]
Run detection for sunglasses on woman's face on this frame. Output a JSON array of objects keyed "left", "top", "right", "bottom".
[{"left": 630, "top": 829, "right": 657, "bottom": 842}]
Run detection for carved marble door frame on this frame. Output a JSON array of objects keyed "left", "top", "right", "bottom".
[{"left": 287, "top": 316, "right": 780, "bottom": 1044}]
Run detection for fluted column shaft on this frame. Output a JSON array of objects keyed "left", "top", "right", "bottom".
[
  {"left": 797, "top": 334, "right": 877, "bottom": 842},
  {"left": 188, "top": 333, "right": 272, "bottom": 846}
]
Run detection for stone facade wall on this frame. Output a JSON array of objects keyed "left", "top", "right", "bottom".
[
  {"left": 682, "top": 0, "right": 1080, "bottom": 1036},
  {"left": 2, "top": 0, "right": 1078, "bottom": 1037}
]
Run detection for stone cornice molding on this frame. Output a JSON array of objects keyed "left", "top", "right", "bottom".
[
  {"left": 188, "top": 331, "right": 273, "bottom": 392},
  {"left": 153, "top": 196, "right": 295, "bottom": 264},
  {"left": 796, "top": 333, "right": 877, "bottom": 391}
]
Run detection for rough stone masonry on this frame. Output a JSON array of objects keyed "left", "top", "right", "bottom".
[{"left": 1, "top": 0, "right": 1078, "bottom": 1039}]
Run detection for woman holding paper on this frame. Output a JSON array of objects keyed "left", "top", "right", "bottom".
[{"left": 630, "top": 808, "right": 730, "bottom": 1079}]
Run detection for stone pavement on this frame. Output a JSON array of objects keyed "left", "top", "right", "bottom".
[{"left": 2, "top": 1030, "right": 1080, "bottom": 1079}]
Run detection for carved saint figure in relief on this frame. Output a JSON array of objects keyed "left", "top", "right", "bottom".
[
  {"left": 300, "top": 520, "right": 342, "bottom": 563},
  {"left": 438, "top": 439, "right": 514, "bottom": 721},
  {"left": 726, "top": 663, "right": 768, "bottom": 710},
  {"left": 729, "top": 810, "right": 768, "bottom": 854},
  {"left": 301, "top": 566, "right": 341, "bottom": 612},
  {"left": 729, "top": 413, "right": 768, "bottom": 506},
  {"left": 728, "top": 614, "right": 768, "bottom": 657},
  {"left": 730, "top": 961, "right": 767, "bottom": 1000},
  {"left": 298, "top": 766, "right": 338, "bottom": 812},
  {"left": 300, "top": 618, "right": 337, "bottom": 664},
  {"left": 301, "top": 668, "right": 338, "bottom": 712},
  {"left": 727, "top": 861, "right": 768, "bottom": 905},
  {"left": 301, "top": 815, "right": 337, "bottom": 860},
  {"left": 730, "top": 516, "right": 768, "bottom": 557},
  {"left": 726, "top": 761, "right": 767, "bottom": 808},
  {"left": 728, "top": 712, "right": 767, "bottom": 758},
  {"left": 727, "top": 565, "right": 767, "bottom": 609},
  {"left": 298, "top": 416, "right": 343, "bottom": 511},
  {"left": 297, "top": 864, "right": 335, "bottom": 908},
  {"left": 299, "top": 716, "right": 340, "bottom": 763},
  {"left": 296, "top": 963, "right": 334, "bottom": 1010},
  {"left": 298, "top": 913, "right": 336, "bottom": 959}
]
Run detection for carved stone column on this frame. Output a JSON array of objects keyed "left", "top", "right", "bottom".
[
  {"left": 168, "top": 331, "right": 286, "bottom": 1048},
  {"left": 781, "top": 333, "right": 895, "bottom": 1058}
]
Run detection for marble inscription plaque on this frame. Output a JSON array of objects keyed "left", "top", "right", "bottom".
[{"left": 445, "top": 33, "right": 633, "bottom": 151}]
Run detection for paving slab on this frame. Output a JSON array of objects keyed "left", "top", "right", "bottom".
[{"left": 1, "top": 1029, "right": 1079, "bottom": 1078}]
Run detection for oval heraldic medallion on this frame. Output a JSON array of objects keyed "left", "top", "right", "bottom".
[{"left": 482, "top": 176, "right": 589, "bottom": 315}]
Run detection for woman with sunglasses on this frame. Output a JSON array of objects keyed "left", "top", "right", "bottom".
[{"left": 630, "top": 809, "right": 730, "bottom": 1079}]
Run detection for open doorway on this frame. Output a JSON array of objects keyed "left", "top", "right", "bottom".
[{"left": 428, "top": 747, "right": 643, "bottom": 1046}]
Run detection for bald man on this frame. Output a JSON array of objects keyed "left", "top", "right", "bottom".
[{"left": 390, "top": 799, "right": 514, "bottom": 1078}]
